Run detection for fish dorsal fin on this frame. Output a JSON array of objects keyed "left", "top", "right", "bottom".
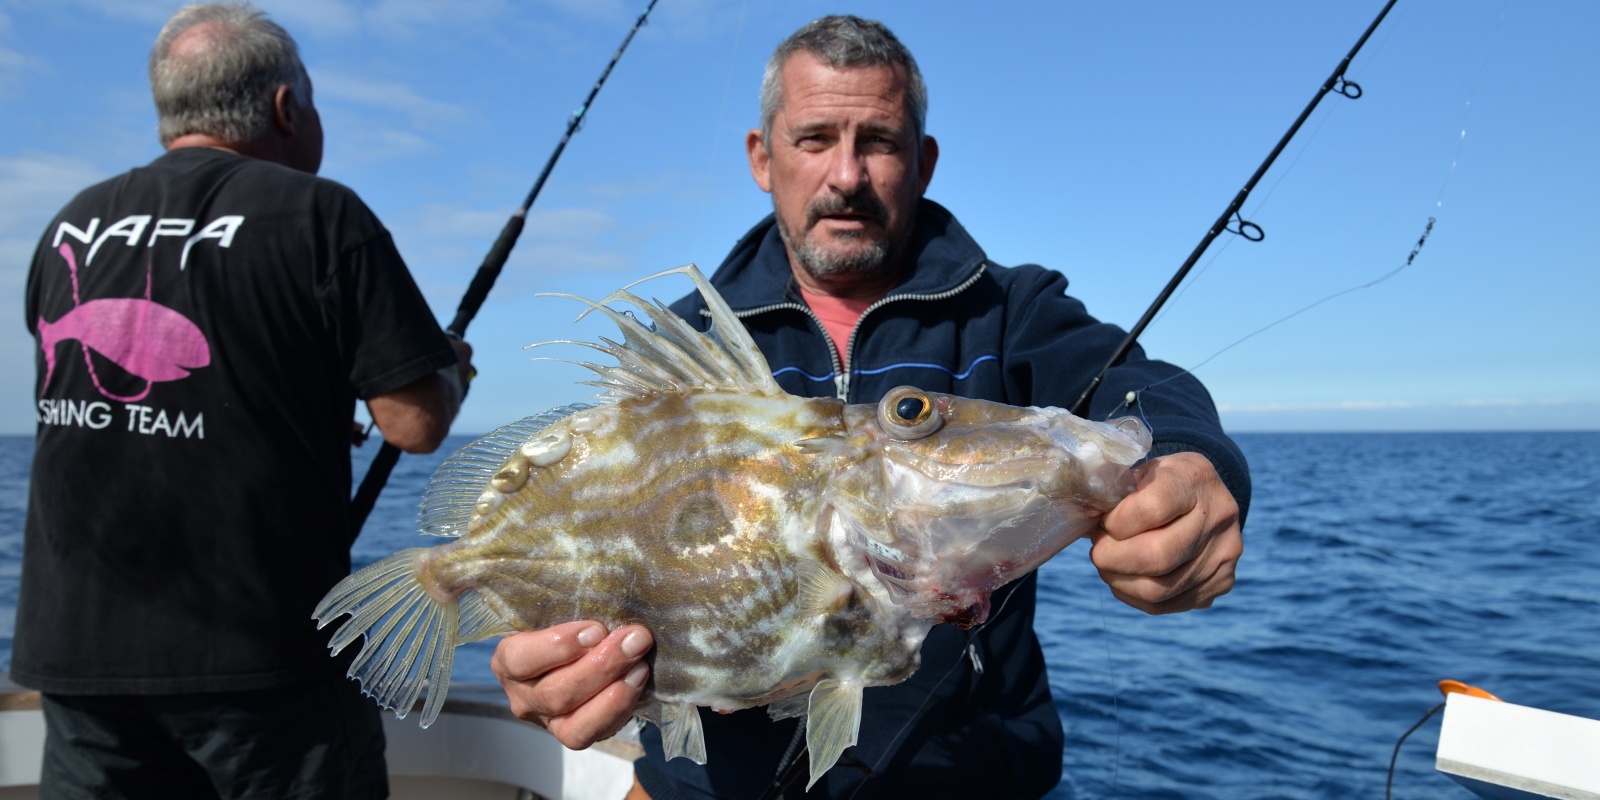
[
  {"left": 416, "top": 404, "right": 594, "bottom": 537},
  {"left": 531, "top": 264, "right": 782, "bottom": 401}
]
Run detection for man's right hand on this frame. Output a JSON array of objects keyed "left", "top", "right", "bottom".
[{"left": 492, "top": 621, "right": 653, "bottom": 750}]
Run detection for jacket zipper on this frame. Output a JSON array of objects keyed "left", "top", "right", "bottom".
[
  {"left": 837, "top": 262, "right": 989, "bottom": 400},
  {"left": 728, "top": 262, "right": 989, "bottom": 402}
]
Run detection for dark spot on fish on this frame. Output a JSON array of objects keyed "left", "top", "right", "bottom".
[{"left": 671, "top": 494, "right": 734, "bottom": 550}]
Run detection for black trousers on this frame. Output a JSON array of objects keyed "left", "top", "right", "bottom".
[{"left": 39, "top": 676, "right": 388, "bottom": 800}]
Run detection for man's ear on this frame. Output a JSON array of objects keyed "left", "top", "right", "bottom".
[
  {"left": 746, "top": 129, "right": 772, "bottom": 193},
  {"left": 916, "top": 135, "right": 939, "bottom": 196},
  {"left": 272, "top": 85, "right": 298, "bottom": 135}
]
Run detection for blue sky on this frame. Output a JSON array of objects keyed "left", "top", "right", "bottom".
[{"left": 2, "top": 0, "right": 1595, "bottom": 435}]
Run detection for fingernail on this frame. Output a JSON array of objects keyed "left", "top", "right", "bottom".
[
  {"left": 576, "top": 624, "right": 605, "bottom": 648},
  {"left": 624, "top": 661, "right": 649, "bottom": 689},
  {"left": 620, "top": 629, "right": 650, "bottom": 658}
]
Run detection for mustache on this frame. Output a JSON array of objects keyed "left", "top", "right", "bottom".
[{"left": 805, "top": 192, "right": 887, "bottom": 227}]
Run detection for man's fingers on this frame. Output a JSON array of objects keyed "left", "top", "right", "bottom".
[
  {"left": 1101, "top": 453, "right": 1209, "bottom": 541},
  {"left": 1106, "top": 573, "right": 1217, "bottom": 615},
  {"left": 521, "top": 626, "right": 652, "bottom": 718},
  {"left": 1093, "top": 526, "right": 1241, "bottom": 614},
  {"left": 491, "top": 620, "right": 608, "bottom": 682},
  {"left": 544, "top": 659, "right": 651, "bottom": 748},
  {"left": 492, "top": 622, "right": 654, "bottom": 750},
  {"left": 1089, "top": 517, "right": 1204, "bottom": 578}
]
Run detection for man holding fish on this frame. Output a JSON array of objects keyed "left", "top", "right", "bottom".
[{"left": 492, "top": 14, "right": 1249, "bottom": 800}]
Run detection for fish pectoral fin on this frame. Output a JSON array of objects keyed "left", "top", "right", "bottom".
[
  {"left": 659, "top": 701, "right": 707, "bottom": 764},
  {"left": 796, "top": 560, "right": 853, "bottom": 617},
  {"left": 805, "top": 679, "right": 863, "bottom": 789}
]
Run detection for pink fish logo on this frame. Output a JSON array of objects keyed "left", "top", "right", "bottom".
[{"left": 38, "top": 243, "right": 211, "bottom": 403}]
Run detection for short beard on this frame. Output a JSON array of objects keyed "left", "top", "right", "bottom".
[{"left": 774, "top": 192, "right": 900, "bottom": 279}]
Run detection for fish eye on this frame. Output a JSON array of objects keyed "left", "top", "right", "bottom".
[
  {"left": 878, "top": 386, "right": 942, "bottom": 440},
  {"left": 894, "top": 396, "right": 929, "bottom": 424}
]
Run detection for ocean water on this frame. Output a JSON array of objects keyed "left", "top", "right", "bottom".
[{"left": 2, "top": 431, "right": 1597, "bottom": 798}]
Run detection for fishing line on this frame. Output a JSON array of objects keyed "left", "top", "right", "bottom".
[
  {"left": 1099, "top": 590, "right": 1123, "bottom": 796},
  {"left": 1151, "top": 1, "right": 1412, "bottom": 329},
  {"left": 1069, "top": 0, "right": 1401, "bottom": 418},
  {"left": 1104, "top": 0, "right": 1501, "bottom": 431}
]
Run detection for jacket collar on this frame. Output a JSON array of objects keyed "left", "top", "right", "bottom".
[{"left": 705, "top": 198, "right": 989, "bottom": 312}]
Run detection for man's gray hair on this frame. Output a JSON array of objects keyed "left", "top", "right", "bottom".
[
  {"left": 149, "top": 3, "right": 309, "bottom": 148},
  {"left": 758, "top": 15, "right": 928, "bottom": 149}
]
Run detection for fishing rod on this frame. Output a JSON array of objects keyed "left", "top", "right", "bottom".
[
  {"left": 349, "top": 0, "right": 661, "bottom": 540},
  {"left": 1069, "top": 0, "right": 1399, "bottom": 418}
]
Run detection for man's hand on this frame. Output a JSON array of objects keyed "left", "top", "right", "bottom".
[
  {"left": 1090, "top": 451, "right": 1242, "bottom": 615},
  {"left": 492, "top": 621, "right": 653, "bottom": 750}
]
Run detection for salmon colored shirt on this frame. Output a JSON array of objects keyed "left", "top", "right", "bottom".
[{"left": 799, "top": 287, "right": 873, "bottom": 368}]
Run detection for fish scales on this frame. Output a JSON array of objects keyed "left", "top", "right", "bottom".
[
  {"left": 430, "top": 389, "right": 853, "bottom": 700},
  {"left": 315, "top": 265, "right": 1152, "bottom": 787}
]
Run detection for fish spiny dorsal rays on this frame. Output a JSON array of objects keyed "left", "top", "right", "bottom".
[{"left": 532, "top": 265, "right": 782, "bottom": 403}]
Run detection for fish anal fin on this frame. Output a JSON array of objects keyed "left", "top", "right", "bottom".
[
  {"left": 660, "top": 701, "right": 707, "bottom": 764},
  {"left": 805, "top": 679, "right": 863, "bottom": 789},
  {"left": 796, "top": 560, "right": 853, "bottom": 617},
  {"left": 766, "top": 692, "right": 810, "bottom": 722}
]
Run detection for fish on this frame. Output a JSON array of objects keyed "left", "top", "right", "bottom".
[{"left": 314, "top": 264, "right": 1151, "bottom": 787}]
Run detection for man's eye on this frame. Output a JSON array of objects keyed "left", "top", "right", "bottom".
[{"left": 862, "top": 136, "right": 898, "bottom": 154}]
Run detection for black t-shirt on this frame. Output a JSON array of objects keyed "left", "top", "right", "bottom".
[{"left": 12, "top": 147, "right": 457, "bottom": 694}]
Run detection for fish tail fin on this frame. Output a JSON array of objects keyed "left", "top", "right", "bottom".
[{"left": 313, "top": 548, "right": 462, "bottom": 727}]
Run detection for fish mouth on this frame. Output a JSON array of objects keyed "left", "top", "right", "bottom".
[{"left": 856, "top": 471, "right": 1093, "bottom": 621}]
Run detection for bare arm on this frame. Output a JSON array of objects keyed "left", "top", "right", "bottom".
[
  {"left": 1089, "top": 451, "right": 1243, "bottom": 614},
  {"left": 365, "top": 338, "right": 474, "bottom": 454}
]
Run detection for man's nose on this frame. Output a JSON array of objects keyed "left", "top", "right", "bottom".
[{"left": 825, "top": 141, "right": 868, "bottom": 195}]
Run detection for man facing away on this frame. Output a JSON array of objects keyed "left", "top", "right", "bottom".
[
  {"left": 489, "top": 14, "right": 1249, "bottom": 800},
  {"left": 12, "top": 4, "right": 473, "bottom": 798}
]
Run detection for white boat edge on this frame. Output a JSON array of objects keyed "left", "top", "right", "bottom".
[
  {"left": 0, "top": 676, "right": 640, "bottom": 800},
  {"left": 1436, "top": 692, "right": 1600, "bottom": 800}
]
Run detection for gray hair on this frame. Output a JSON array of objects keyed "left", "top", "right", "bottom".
[
  {"left": 758, "top": 15, "right": 928, "bottom": 149},
  {"left": 149, "top": 3, "right": 309, "bottom": 148}
]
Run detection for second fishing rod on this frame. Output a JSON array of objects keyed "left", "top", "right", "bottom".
[
  {"left": 349, "top": 0, "right": 662, "bottom": 541},
  {"left": 1070, "top": 0, "right": 1400, "bottom": 418}
]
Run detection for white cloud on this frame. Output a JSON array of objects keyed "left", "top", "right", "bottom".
[
  {"left": 22, "top": 0, "right": 176, "bottom": 25},
  {"left": 327, "top": 125, "right": 434, "bottom": 164},
  {"left": 0, "top": 7, "right": 47, "bottom": 98},
  {"left": 1217, "top": 397, "right": 1599, "bottom": 414},
  {"left": 257, "top": 0, "right": 365, "bottom": 39},
  {"left": 401, "top": 203, "right": 618, "bottom": 242},
  {"left": 314, "top": 71, "right": 462, "bottom": 129},
  {"left": 0, "top": 153, "right": 108, "bottom": 239},
  {"left": 535, "top": 0, "right": 632, "bottom": 25}
]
